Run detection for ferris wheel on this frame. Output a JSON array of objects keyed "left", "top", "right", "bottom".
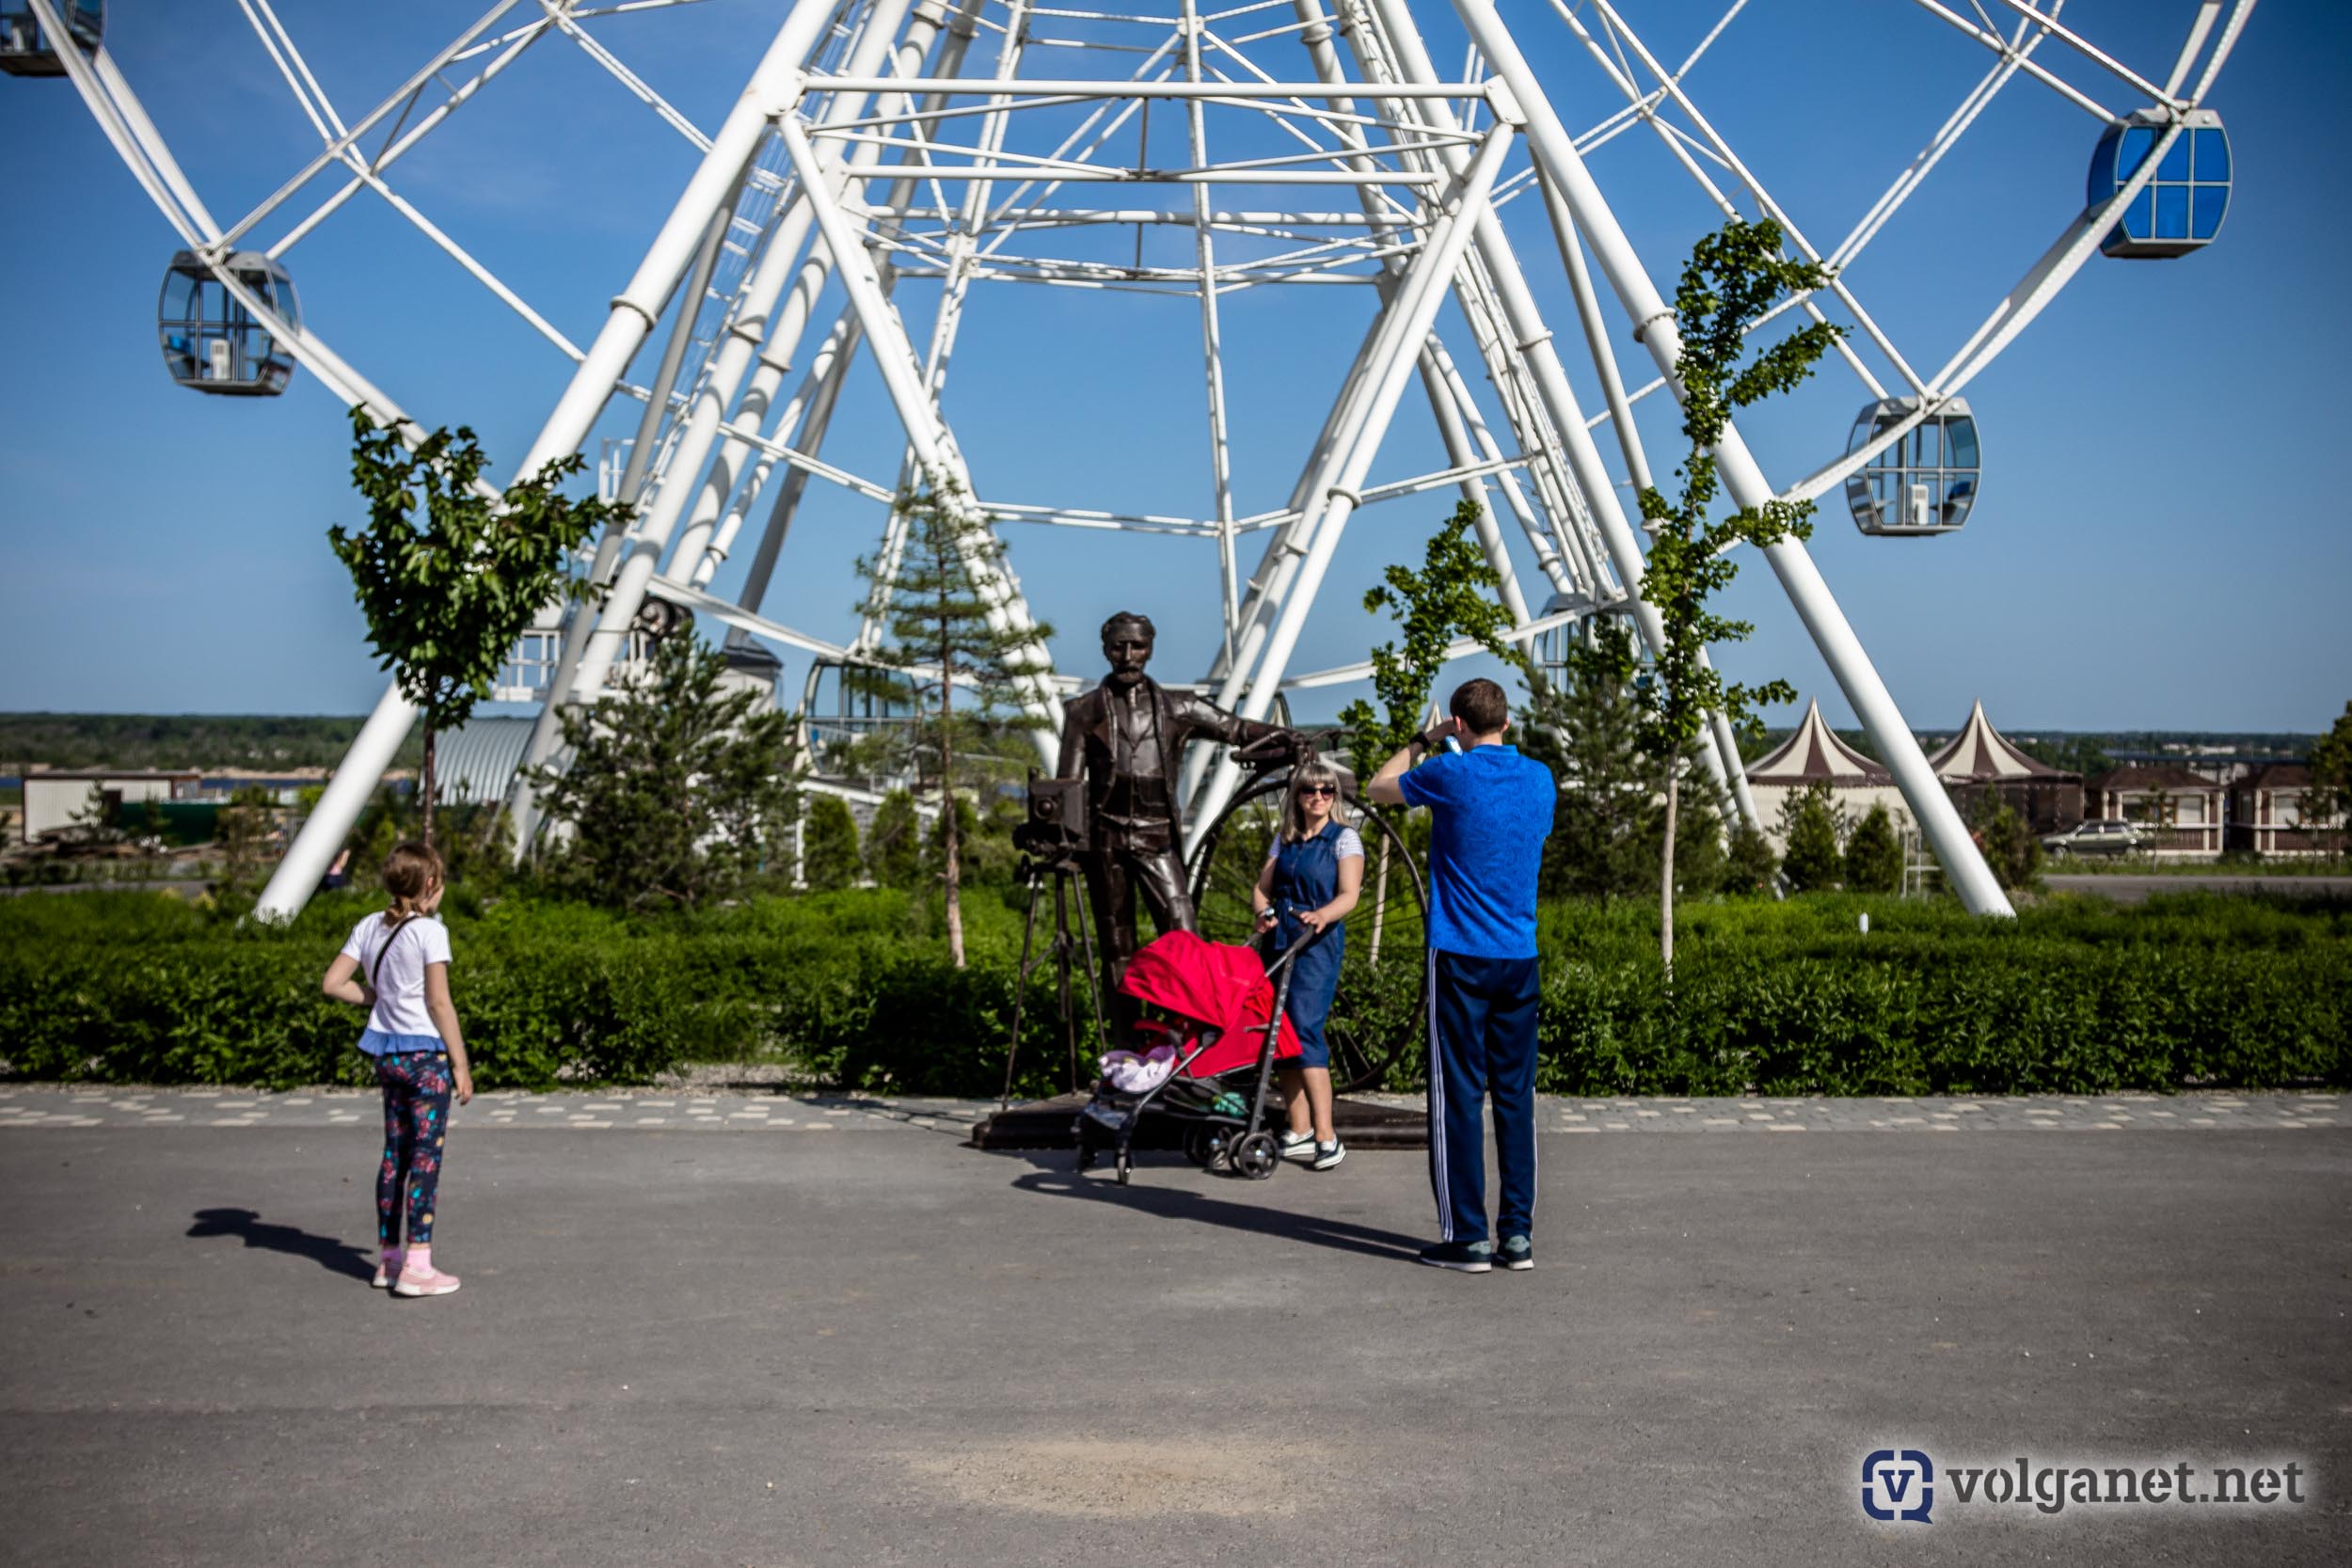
[{"left": 6, "top": 0, "right": 2254, "bottom": 924}]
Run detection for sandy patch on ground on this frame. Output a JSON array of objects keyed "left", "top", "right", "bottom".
[{"left": 897, "top": 1437, "right": 1324, "bottom": 1518}]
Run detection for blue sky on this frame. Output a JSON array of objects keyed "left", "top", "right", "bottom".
[{"left": 1, "top": 0, "right": 2345, "bottom": 735}]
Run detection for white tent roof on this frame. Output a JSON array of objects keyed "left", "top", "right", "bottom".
[
  {"left": 1928, "top": 700, "right": 2063, "bottom": 782},
  {"left": 1745, "top": 698, "right": 1890, "bottom": 784}
]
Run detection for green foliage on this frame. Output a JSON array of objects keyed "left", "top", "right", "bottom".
[
  {"left": 0, "top": 713, "right": 425, "bottom": 771},
  {"left": 866, "top": 789, "right": 922, "bottom": 891},
  {"left": 3, "top": 889, "right": 2344, "bottom": 1097},
  {"left": 1723, "top": 822, "right": 1779, "bottom": 896},
  {"left": 326, "top": 409, "right": 623, "bottom": 841},
  {"left": 1631, "top": 218, "right": 1842, "bottom": 765},
  {"left": 215, "top": 785, "right": 278, "bottom": 896},
  {"left": 2014, "top": 732, "right": 2115, "bottom": 779},
  {"left": 802, "top": 796, "right": 861, "bottom": 892},
  {"left": 1529, "top": 619, "right": 1652, "bottom": 899},
  {"left": 1778, "top": 781, "right": 1845, "bottom": 894},
  {"left": 1336, "top": 499, "right": 1530, "bottom": 780},
  {"left": 1965, "top": 788, "right": 2044, "bottom": 893},
  {"left": 1842, "top": 803, "right": 1904, "bottom": 894},
  {"left": 2306, "top": 701, "right": 2352, "bottom": 828},
  {"left": 527, "top": 634, "right": 800, "bottom": 911},
  {"left": 850, "top": 481, "right": 1055, "bottom": 964}
]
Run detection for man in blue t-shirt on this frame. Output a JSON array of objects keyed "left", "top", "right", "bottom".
[{"left": 1369, "top": 677, "right": 1554, "bottom": 1274}]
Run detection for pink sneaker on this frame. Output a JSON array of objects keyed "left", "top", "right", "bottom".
[
  {"left": 371, "top": 1249, "right": 405, "bottom": 1289},
  {"left": 392, "top": 1256, "right": 461, "bottom": 1298}
]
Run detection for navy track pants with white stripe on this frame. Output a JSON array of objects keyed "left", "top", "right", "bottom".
[{"left": 1426, "top": 950, "right": 1541, "bottom": 1244}]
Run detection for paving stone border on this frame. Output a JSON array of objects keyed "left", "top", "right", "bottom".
[{"left": 0, "top": 1085, "right": 2338, "bottom": 1134}]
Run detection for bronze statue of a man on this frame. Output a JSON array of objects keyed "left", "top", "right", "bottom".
[{"left": 1057, "top": 611, "right": 1289, "bottom": 1013}]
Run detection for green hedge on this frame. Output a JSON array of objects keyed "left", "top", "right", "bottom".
[{"left": 0, "top": 888, "right": 2344, "bottom": 1096}]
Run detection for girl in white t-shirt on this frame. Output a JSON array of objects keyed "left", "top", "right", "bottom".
[{"left": 322, "top": 842, "right": 475, "bottom": 1298}]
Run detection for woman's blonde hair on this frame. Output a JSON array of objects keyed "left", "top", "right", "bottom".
[
  {"left": 380, "top": 841, "right": 445, "bottom": 924},
  {"left": 1279, "top": 761, "right": 1351, "bottom": 842}
]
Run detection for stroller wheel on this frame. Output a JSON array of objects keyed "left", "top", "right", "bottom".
[
  {"left": 1115, "top": 1149, "right": 1132, "bottom": 1186},
  {"left": 1184, "top": 1125, "right": 1216, "bottom": 1167},
  {"left": 1075, "top": 1144, "right": 1096, "bottom": 1172},
  {"left": 1232, "top": 1132, "right": 1280, "bottom": 1181}
]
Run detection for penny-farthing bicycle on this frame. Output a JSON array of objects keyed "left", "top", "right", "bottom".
[{"left": 1185, "top": 733, "right": 1426, "bottom": 1094}]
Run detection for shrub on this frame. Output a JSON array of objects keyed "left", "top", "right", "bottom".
[
  {"left": 1, "top": 888, "right": 2343, "bottom": 1098},
  {"left": 1842, "top": 804, "right": 1903, "bottom": 894}
]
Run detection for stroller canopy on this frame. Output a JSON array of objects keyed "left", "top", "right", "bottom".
[{"left": 1120, "top": 929, "right": 1301, "bottom": 1079}]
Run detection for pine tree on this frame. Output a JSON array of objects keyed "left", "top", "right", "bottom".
[
  {"left": 802, "top": 795, "right": 861, "bottom": 892},
  {"left": 1723, "top": 822, "right": 1779, "bottom": 895},
  {"left": 866, "top": 788, "right": 923, "bottom": 892},
  {"left": 1842, "top": 803, "right": 1903, "bottom": 894},
  {"left": 1779, "top": 782, "right": 1845, "bottom": 894},
  {"left": 1527, "top": 619, "right": 1652, "bottom": 899},
  {"left": 526, "top": 633, "right": 799, "bottom": 911},
  {"left": 850, "top": 483, "right": 1053, "bottom": 968}
]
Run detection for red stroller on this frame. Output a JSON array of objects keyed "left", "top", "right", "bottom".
[{"left": 1073, "top": 927, "right": 1322, "bottom": 1185}]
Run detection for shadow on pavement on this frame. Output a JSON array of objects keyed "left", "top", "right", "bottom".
[
  {"left": 186, "top": 1208, "right": 374, "bottom": 1281},
  {"left": 1007, "top": 1164, "right": 1424, "bottom": 1263}
]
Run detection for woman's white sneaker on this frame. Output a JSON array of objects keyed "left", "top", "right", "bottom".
[{"left": 1311, "top": 1139, "right": 1346, "bottom": 1170}]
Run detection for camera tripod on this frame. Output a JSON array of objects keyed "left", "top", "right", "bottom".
[{"left": 1000, "top": 850, "right": 1111, "bottom": 1107}]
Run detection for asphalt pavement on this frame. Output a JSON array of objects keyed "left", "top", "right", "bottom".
[{"left": 4, "top": 1094, "right": 2347, "bottom": 1567}]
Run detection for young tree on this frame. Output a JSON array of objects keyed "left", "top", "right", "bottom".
[
  {"left": 1527, "top": 620, "right": 1652, "bottom": 899},
  {"left": 328, "top": 409, "right": 623, "bottom": 848},
  {"left": 1842, "top": 802, "right": 1904, "bottom": 894},
  {"left": 1966, "top": 789, "right": 2043, "bottom": 893},
  {"left": 526, "top": 633, "right": 800, "bottom": 911},
  {"left": 2307, "top": 701, "right": 2352, "bottom": 847},
  {"left": 1779, "top": 782, "right": 1845, "bottom": 894},
  {"left": 802, "top": 795, "right": 862, "bottom": 892},
  {"left": 850, "top": 483, "right": 1053, "bottom": 968},
  {"left": 1622, "top": 217, "right": 1843, "bottom": 969},
  {"left": 216, "top": 784, "right": 278, "bottom": 895},
  {"left": 1723, "top": 821, "right": 1780, "bottom": 896},
  {"left": 1339, "top": 499, "right": 1531, "bottom": 781}
]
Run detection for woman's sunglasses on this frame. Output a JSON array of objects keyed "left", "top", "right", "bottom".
[{"left": 1297, "top": 784, "right": 1337, "bottom": 797}]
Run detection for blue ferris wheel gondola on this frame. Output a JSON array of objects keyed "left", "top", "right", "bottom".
[
  {"left": 157, "top": 250, "right": 301, "bottom": 397},
  {"left": 0, "top": 0, "right": 100, "bottom": 76},
  {"left": 2090, "top": 108, "right": 2231, "bottom": 259}
]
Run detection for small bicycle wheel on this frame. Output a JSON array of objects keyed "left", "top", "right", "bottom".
[
  {"left": 1231, "top": 1131, "right": 1281, "bottom": 1180},
  {"left": 1188, "top": 771, "right": 1427, "bottom": 1093}
]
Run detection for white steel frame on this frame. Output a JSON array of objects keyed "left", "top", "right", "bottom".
[{"left": 19, "top": 0, "right": 2256, "bottom": 920}]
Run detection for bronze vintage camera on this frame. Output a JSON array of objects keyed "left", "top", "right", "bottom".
[{"left": 1013, "top": 772, "right": 1089, "bottom": 863}]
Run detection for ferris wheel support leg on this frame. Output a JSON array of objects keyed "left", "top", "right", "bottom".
[
  {"left": 254, "top": 683, "right": 417, "bottom": 922},
  {"left": 776, "top": 113, "right": 1065, "bottom": 768},
  {"left": 1452, "top": 0, "right": 2011, "bottom": 917},
  {"left": 505, "top": 0, "right": 919, "bottom": 852},
  {"left": 1191, "top": 125, "right": 1512, "bottom": 844}
]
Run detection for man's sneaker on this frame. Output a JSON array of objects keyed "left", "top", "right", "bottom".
[
  {"left": 1417, "top": 1240, "right": 1492, "bottom": 1274},
  {"left": 1311, "top": 1139, "right": 1346, "bottom": 1171},
  {"left": 1497, "top": 1235, "right": 1534, "bottom": 1272},
  {"left": 1278, "top": 1131, "right": 1317, "bottom": 1163}
]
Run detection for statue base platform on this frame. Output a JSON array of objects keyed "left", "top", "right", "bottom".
[{"left": 970, "top": 1093, "right": 1426, "bottom": 1150}]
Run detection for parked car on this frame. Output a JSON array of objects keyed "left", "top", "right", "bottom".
[{"left": 2041, "top": 818, "right": 2147, "bottom": 857}]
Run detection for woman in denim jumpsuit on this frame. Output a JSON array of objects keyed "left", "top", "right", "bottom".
[{"left": 1253, "top": 760, "right": 1362, "bottom": 1169}]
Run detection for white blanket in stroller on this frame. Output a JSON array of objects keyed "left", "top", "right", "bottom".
[{"left": 1098, "top": 1043, "right": 1178, "bottom": 1095}]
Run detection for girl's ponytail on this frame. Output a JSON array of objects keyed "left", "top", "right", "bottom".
[{"left": 381, "top": 842, "right": 446, "bottom": 925}]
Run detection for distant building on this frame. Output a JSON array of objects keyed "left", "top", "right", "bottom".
[
  {"left": 2085, "top": 764, "right": 2224, "bottom": 858},
  {"left": 1743, "top": 699, "right": 1909, "bottom": 851},
  {"left": 1928, "top": 701, "right": 2082, "bottom": 836},
  {"left": 20, "top": 768, "right": 200, "bottom": 843},
  {"left": 2226, "top": 762, "right": 2345, "bottom": 858}
]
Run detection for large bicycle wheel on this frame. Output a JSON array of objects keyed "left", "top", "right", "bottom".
[{"left": 1187, "top": 772, "right": 1426, "bottom": 1093}]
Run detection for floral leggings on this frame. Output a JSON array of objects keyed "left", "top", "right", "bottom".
[{"left": 375, "top": 1052, "right": 453, "bottom": 1248}]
